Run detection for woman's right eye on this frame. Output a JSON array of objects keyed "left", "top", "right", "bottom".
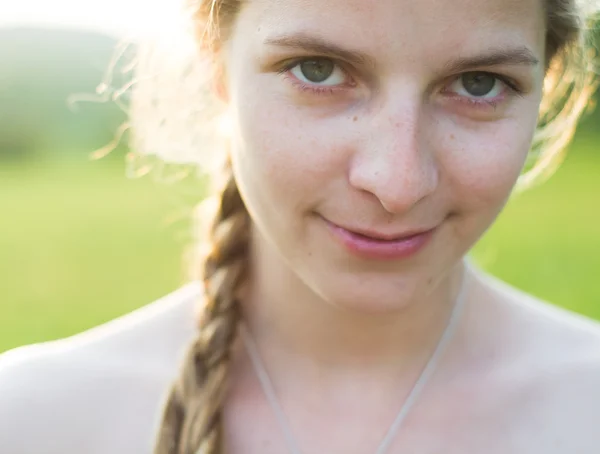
[{"left": 287, "top": 58, "right": 348, "bottom": 87}]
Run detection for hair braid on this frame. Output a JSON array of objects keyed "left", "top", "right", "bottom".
[{"left": 154, "top": 160, "right": 250, "bottom": 454}]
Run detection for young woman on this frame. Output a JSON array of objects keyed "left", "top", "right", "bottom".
[{"left": 1, "top": 0, "right": 600, "bottom": 453}]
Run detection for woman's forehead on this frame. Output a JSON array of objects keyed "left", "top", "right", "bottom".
[
  {"left": 236, "top": 0, "right": 546, "bottom": 66},
  {"left": 247, "top": 0, "right": 545, "bottom": 22},
  {"left": 243, "top": 0, "right": 545, "bottom": 42}
]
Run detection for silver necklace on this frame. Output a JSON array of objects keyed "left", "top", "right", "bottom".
[{"left": 240, "top": 272, "right": 468, "bottom": 454}]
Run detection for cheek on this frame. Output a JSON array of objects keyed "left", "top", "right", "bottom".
[
  {"left": 232, "top": 79, "right": 350, "bottom": 204},
  {"left": 437, "top": 117, "right": 535, "bottom": 207}
]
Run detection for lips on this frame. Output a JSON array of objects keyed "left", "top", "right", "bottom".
[
  {"left": 339, "top": 225, "right": 435, "bottom": 242},
  {"left": 321, "top": 216, "right": 435, "bottom": 242},
  {"left": 319, "top": 215, "right": 437, "bottom": 260}
]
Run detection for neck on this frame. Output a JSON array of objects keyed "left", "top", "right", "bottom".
[{"left": 238, "top": 229, "right": 469, "bottom": 382}]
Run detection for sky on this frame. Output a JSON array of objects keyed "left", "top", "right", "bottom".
[{"left": 0, "top": 0, "right": 182, "bottom": 39}]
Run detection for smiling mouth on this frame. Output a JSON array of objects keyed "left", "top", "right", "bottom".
[
  {"left": 342, "top": 226, "right": 435, "bottom": 242},
  {"left": 317, "top": 214, "right": 438, "bottom": 260},
  {"left": 319, "top": 216, "right": 437, "bottom": 242}
]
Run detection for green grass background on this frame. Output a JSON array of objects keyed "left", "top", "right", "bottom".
[{"left": 1, "top": 136, "right": 599, "bottom": 353}]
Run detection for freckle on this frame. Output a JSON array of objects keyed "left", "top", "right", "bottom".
[
  {"left": 450, "top": 134, "right": 455, "bottom": 140},
  {"left": 353, "top": 116, "right": 358, "bottom": 122}
]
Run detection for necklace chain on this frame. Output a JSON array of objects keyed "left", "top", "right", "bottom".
[{"left": 240, "top": 271, "right": 468, "bottom": 454}]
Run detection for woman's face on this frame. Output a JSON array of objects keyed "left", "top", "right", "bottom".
[{"left": 223, "top": 0, "right": 546, "bottom": 311}]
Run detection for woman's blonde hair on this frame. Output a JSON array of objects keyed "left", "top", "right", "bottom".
[{"left": 117, "top": 1, "right": 599, "bottom": 452}]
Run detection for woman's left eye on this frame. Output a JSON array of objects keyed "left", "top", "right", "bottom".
[
  {"left": 287, "top": 58, "right": 348, "bottom": 87},
  {"left": 449, "top": 72, "right": 507, "bottom": 99}
]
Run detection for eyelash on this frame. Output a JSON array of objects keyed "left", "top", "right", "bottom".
[
  {"left": 277, "top": 59, "right": 353, "bottom": 95},
  {"left": 277, "top": 58, "right": 524, "bottom": 108},
  {"left": 443, "top": 75, "right": 523, "bottom": 109}
]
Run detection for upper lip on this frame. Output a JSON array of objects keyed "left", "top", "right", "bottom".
[{"left": 323, "top": 217, "right": 436, "bottom": 241}]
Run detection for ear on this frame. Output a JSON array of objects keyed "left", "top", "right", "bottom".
[
  {"left": 196, "top": 30, "right": 230, "bottom": 103},
  {"left": 212, "top": 62, "right": 230, "bottom": 103}
]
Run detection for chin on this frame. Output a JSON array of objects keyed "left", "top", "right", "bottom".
[
  {"left": 301, "top": 245, "right": 464, "bottom": 314},
  {"left": 314, "top": 271, "right": 429, "bottom": 314}
]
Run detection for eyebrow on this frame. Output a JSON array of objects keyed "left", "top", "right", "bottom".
[
  {"left": 442, "top": 47, "right": 541, "bottom": 73},
  {"left": 264, "top": 33, "right": 540, "bottom": 72},
  {"left": 264, "top": 34, "right": 375, "bottom": 67}
]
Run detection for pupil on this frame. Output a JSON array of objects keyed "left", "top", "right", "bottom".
[
  {"left": 462, "top": 72, "right": 496, "bottom": 97},
  {"left": 300, "top": 59, "right": 334, "bottom": 83}
]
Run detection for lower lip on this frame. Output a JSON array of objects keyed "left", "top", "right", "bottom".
[{"left": 323, "top": 219, "right": 435, "bottom": 261}]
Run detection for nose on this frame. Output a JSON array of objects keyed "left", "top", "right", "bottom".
[{"left": 348, "top": 95, "right": 439, "bottom": 215}]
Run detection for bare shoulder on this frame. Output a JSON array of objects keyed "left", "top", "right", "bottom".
[
  {"left": 470, "top": 266, "right": 600, "bottom": 452},
  {"left": 0, "top": 281, "right": 201, "bottom": 454},
  {"left": 473, "top": 267, "right": 600, "bottom": 357}
]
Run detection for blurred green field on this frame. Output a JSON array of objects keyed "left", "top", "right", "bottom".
[
  {"left": 0, "top": 153, "right": 193, "bottom": 352},
  {"left": 1, "top": 139, "right": 599, "bottom": 353}
]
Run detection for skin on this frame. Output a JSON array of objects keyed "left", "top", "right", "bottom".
[
  {"left": 225, "top": 0, "right": 545, "bottom": 365},
  {"left": 216, "top": 0, "right": 600, "bottom": 452},
  {"left": 227, "top": 0, "right": 544, "bottom": 323},
  {"left": 1, "top": 0, "right": 600, "bottom": 453},
  {"left": 224, "top": 0, "right": 544, "bottom": 391}
]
